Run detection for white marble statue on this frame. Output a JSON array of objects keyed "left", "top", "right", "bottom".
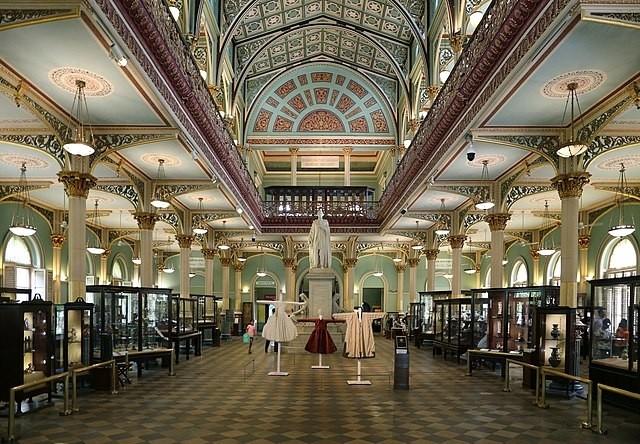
[{"left": 309, "top": 209, "right": 331, "bottom": 268}]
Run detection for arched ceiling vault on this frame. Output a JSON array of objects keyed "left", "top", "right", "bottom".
[{"left": 234, "top": 24, "right": 409, "bottom": 109}]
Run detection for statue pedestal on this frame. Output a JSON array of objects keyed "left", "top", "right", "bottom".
[{"left": 308, "top": 268, "right": 334, "bottom": 317}]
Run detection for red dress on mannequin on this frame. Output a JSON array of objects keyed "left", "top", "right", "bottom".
[{"left": 305, "top": 319, "right": 337, "bottom": 354}]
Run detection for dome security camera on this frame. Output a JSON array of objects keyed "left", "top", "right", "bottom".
[
  {"left": 465, "top": 133, "right": 476, "bottom": 162},
  {"left": 400, "top": 208, "right": 407, "bottom": 215}
]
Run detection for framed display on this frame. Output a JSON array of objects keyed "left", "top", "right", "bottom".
[
  {"left": 63, "top": 297, "right": 94, "bottom": 370},
  {"left": 193, "top": 294, "right": 221, "bottom": 346},
  {"left": 0, "top": 287, "right": 33, "bottom": 302},
  {"left": 533, "top": 306, "right": 576, "bottom": 374}
]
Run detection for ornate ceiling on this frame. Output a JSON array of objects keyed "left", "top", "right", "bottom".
[{"left": 247, "top": 64, "right": 396, "bottom": 149}]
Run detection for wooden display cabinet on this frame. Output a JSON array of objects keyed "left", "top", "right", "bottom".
[
  {"left": 0, "top": 295, "right": 54, "bottom": 410},
  {"left": 0, "top": 287, "right": 32, "bottom": 302},
  {"left": 192, "top": 294, "right": 221, "bottom": 346},
  {"left": 533, "top": 306, "right": 577, "bottom": 374},
  {"left": 63, "top": 297, "right": 94, "bottom": 370}
]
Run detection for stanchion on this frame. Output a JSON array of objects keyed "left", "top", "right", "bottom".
[
  {"left": 538, "top": 368, "right": 593, "bottom": 429},
  {"left": 595, "top": 383, "right": 640, "bottom": 435},
  {"left": 71, "top": 360, "right": 118, "bottom": 413},
  {"left": 503, "top": 359, "right": 540, "bottom": 405}
]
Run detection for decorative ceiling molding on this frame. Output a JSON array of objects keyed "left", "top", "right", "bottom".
[
  {"left": 475, "top": 135, "right": 560, "bottom": 167},
  {"left": 430, "top": 185, "right": 489, "bottom": 203},
  {"left": 583, "top": 135, "right": 640, "bottom": 167},
  {"left": 156, "top": 211, "right": 181, "bottom": 231},
  {"left": 156, "top": 183, "right": 218, "bottom": 198},
  {"left": 94, "top": 184, "right": 140, "bottom": 209},
  {"left": 0, "top": 183, "right": 50, "bottom": 201},
  {"left": 505, "top": 185, "right": 555, "bottom": 209},
  {"left": 192, "top": 212, "right": 240, "bottom": 225},
  {"left": 98, "top": 157, "right": 146, "bottom": 201},
  {"left": 91, "top": 133, "right": 177, "bottom": 163},
  {"left": 379, "top": 0, "right": 572, "bottom": 226},
  {"left": 0, "top": 8, "right": 79, "bottom": 31},
  {"left": 0, "top": 133, "right": 64, "bottom": 167},
  {"left": 108, "top": 229, "right": 139, "bottom": 245},
  {"left": 591, "top": 184, "right": 640, "bottom": 201},
  {"left": 462, "top": 212, "right": 485, "bottom": 230}
]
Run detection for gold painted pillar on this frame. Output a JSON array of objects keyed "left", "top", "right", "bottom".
[
  {"left": 51, "top": 234, "right": 65, "bottom": 303},
  {"left": 395, "top": 263, "right": 405, "bottom": 311},
  {"left": 551, "top": 172, "right": 590, "bottom": 307},
  {"left": 234, "top": 261, "right": 244, "bottom": 311},
  {"left": 283, "top": 257, "right": 297, "bottom": 302},
  {"left": 407, "top": 257, "right": 419, "bottom": 304},
  {"left": 220, "top": 256, "right": 232, "bottom": 311},
  {"left": 58, "top": 171, "right": 96, "bottom": 299},
  {"left": 425, "top": 249, "right": 439, "bottom": 292},
  {"left": 343, "top": 258, "right": 357, "bottom": 310},
  {"left": 289, "top": 147, "right": 298, "bottom": 186},
  {"left": 175, "top": 234, "right": 194, "bottom": 299},
  {"left": 448, "top": 235, "right": 466, "bottom": 297},
  {"left": 530, "top": 248, "right": 541, "bottom": 286},
  {"left": 133, "top": 212, "right": 158, "bottom": 287},
  {"left": 485, "top": 213, "right": 511, "bottom": 288},
  {"left": 99, "top": 250, "right": 110, "bottom": 284},
  {"left": 578, "top": 235, "right": 590, "bottom": 300},
  {"left": 202, "top": 248, "right": 216, "bottom": 296},
  {"left": 343, "top": 147, "right": 352, "bottom": 186}
]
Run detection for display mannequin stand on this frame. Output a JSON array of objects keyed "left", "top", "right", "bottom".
[
  {"left": 257, "top": 299, "right": 306, "bottom": 377},
  {"left": 311, "top": 314, "right": 330, "bottom": 369},
  {"left": 347, "top": 359, "right": 371, "bottom": 385}
]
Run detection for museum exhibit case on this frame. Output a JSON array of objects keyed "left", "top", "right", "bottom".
[
  {"left": 55, "top": 297, "right": 94, "bottom": 371},
  {"left": 192, "top": 294, "right": 221, "bottom": 346},
  {"left": 471, "top": 286, "right": 560, "bottom": 353},
  {"left": 415, "top": 291, "right": 449, "bottom": 344},
  {"left": 533, "top": 306, "right": 577, "bottom": 374},
  {"left": 0, "top": 295, "right": 54, "bottom": 407},
  {"left": 589, "top": 276, "right": 640, "bottom": 398},
  {"left": 86, "top": 285, "right": 171, "bottom": 360},
  {"left": 432, "top": 292, "right": 487, "bottom": 362},
  {"left": 168, "top": 295, "right": 197, "bottom": 336},
  {"left": 0, "top": 287, "right": 33, "bottom": 302}
]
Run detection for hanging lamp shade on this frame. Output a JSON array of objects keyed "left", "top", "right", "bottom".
[
  {"left": 475, "top": 160, "right": 494, "bottom": 210},
  {"left": 87, "top": 199, "right": 106, "bottom": 255},
  {"left": 608, "top": 163, "right": 635, "bottom": 237},
  {"left": 9, "top": 163, "right": 37, "bottom": 237},
  {"left": 63, "top": 80, "right": 95, "bottom": 156},
  {"left": 256, "top": 246, "right": 267, "bottom": 276},
  {"left": 150, "top": 159, "right": 170, "bottom": 209},
  {"left": 434, "top": 198, "right": 450, "bottom": 236},
  {"left": 193, "top": 197, "right": 208, "bottom": 235},
  {"left": 538, "top": 200, "right": 556, "bottom": 256},
  {"left": 557, "top": 82, "right": 588, "bottom": 158}
]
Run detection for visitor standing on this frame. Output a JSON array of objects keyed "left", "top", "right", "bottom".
[{"left": 246, "top": 320, "right": 256, "bottom": 354}]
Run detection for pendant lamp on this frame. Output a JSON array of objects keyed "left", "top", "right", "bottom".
[
  {"left": 63, "top": 80, "right": 95, "bottom": 156},
  {"left": 434, "top": 198, "right": 450, "bottom": 236},
  {"left": 9, "top": 163, "right": 37, "bottom": 237},
  {"left": 87, "top": 199, "right": 106, "bottom": 255},
  {"left": 557, "top": 82, "right": 588, "bottom": 158},
  {"left": 193, "top": 197, "right": 208, "bottom": 235},
  {"left": 538, "top": 200, "right": 556, "bottom": 256},
  {"left": 475, "top": 160, "right": 494, "bottom": 210},
  {"left": 150, "top": 159, "right": 170, "bottom": 209},
  {"left": 608, "top": 163, "right": 635, "bottom": 237}
]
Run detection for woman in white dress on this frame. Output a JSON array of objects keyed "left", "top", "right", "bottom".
[{"left": 262, "top": 301, "right": 298, "bottom": 343}]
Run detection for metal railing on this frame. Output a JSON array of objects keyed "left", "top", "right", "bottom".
[
  {"left": 263, "top": 200, "right": 378, "bottom": 220},
  {"left": 595, "top": 383, "right": 640, "bottom": 435},
  {"left": 503, "top": 359, "right": 540, "bottom": 405},
  {"left": 538, "top": 368, "right": 593, "bottom": 430},
  {"left": 6, "top": 372, "right": 71, "bottom": 442},
  {"left": 71, "top": 360, "right": 117, "bottom": 412},
  {"left": 116, "top": 348, "right": 176, "bottom": 376}
]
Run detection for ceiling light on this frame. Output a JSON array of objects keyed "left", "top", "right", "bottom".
[
  {"left": 109, "top": 43, "right": 128, "bottom": 67},
  {"left": 502, "top": 258, "right": 509, "bottom": 265},
  {"left": 217, "top": 220, "right": 230, "bottom": 250},
  {"left": 162, "top": 264, "right": 175, "bottom": 273},
  {"left": 63, "top": 80, "right": 95, "bottom": 156},
  {"left": 132, "top": 257, "right": 142, "bottom": 265},
  {"left": 403, "top": 138, "right": 412, "bottom": 149},
  {"left": 608, "top": 162, "right": 635, "bottom": 237},
  {"left": 443, "top": 273, "right": 453, "bottom": 279},
  {"left": 373, "top": 271, "right": 384, "bottom": 277},
  {"left": 256, "top": 270, "right": 267, "bottom": 277},
  {"left": 199, "top": 70, "right": 207, "bottom": 80},
  {"left": 236, "top": 207, "right": 243, "bottom": 215},
  {"left": 464, "top": 268, "right": 477, "bottom": 275},
  {"left": 412, "top": 220, "right": 424, "bottom": 250},
  {"left": 237, "top": 256, "right": 247, "bottom": 262},
  {"left": 538, "top": 248, "right": 556, "bottom": 257},
  {"left": 256, "top": 246, "right": 267, "bottom": 276},
  {"left": 87, "top": 199, "right": 106, "bottom": 255},
  {"left": 474, "top": 160, "right": 494, "bottom": 210},
  {"left": 189, "top": 272, "right": 196, "bottom": 278},
  {"left": 557, "top": 82, "right": 588, "bottom": 158},
  {"left": 412, "top": 245, "right": 424, "bottom": 250},
  {"left": 9, "top": 163, "right": 36, "bottom": 237},
  {"left": 193, "top": 197, "right": 208, "bottom": 235},
  {"left": 150, "top": 159, "right": 170, "bottom": 209},
  {"left": 169, "top": 5, "right": 180, "bottom": 21},
  {"left": 439, "top": 70, "right": 451, "bottom": 83},
  {"left": 248, "top": 225, "right": 254, "bottom": 230}
]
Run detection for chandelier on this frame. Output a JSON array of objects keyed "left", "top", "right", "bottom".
[
  {"left": 256, "top": 246, "right": 267, "bottom": 277},
  {"left": 538, "top": 200, "right": 556, "bottom": 256},
  {"left": 608, "top": 163, "right": 635, "bottom": 237},
  {"left": 87, "top": 199, "right": 106, "bottom": 255},
  {"left": 192, "top": 197, "right": 208, "bottom": 235},
  {"left": 557, "top": 82, "right": 588, "bottom": 158},
  {"left": 411, "top": 221, "right": 424, "bottom": 250},
  {"left": 217, "top": 220, "right": 230, "bottom": 250},
  {"left": 150, "top": 159, "right": 170, "bottom": 209},
  {"left": 434, "top": 198, "right": 450, "bottom": 236},
  {"left": 63, "top": 80, "right": 95, "bottom": 156},
  {"left": 9, "top": 163, "right": 37, "bottom": 237},
  {"left": 373, "top": 248, "right": 384, "bottom": 277},
  {"left": 475, "top": 160, "right": 494, "bottom": 210}
]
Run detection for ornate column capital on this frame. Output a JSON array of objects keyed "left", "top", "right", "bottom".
[
  {"left": 449, "top": 32, "right": 465, "bottom": 54},
  {"left": 283, "top": 257, "right": 296, "bottom": 269},
  {"left": 202, "top": 248, "right": 217, "bottom": 260},
  {"left": 426, "top": 85, "right": 440, "bottom": 102},
  {"left": 344, "top": 257, "right": 357, "bottom": 268},
  {"left": 101, "top": 250, "right": 111, "bottom": 259},
  {"left": 233, "top": 262, "right": 245, "bottom": 272},
  {"left": 57, "top": 171, "right": 96, "bottom": 198},
  {"left": 424, "top": 249, "right": 439, "bottom": 261},
  {"left": 484, "top": 213, "right": 511, "bottom": 232},
  {"left": 175, "top": 234, "right": 194, "bottom": 249},
  {"left": 395, "top": 263, "right": 406, "bottom": 273},
  {"left": 407, "top": 257, "right": 420, "bottom": 267},
  {"left": 530, "top": 248, "right": 540, "bottom": 260},
  {"left": 289, "top": 147, "right": 299, "bottom": 155},
  {"left": 134, "top": 212, "right": 159, "bottom": 230},
  {"left": 448, "top": 235, "right": 466, "bottom": 249},
  {"left": 220, "top": 257, "right": 233, "bottom": 267},
  {"left": 551, "top": 172, "right": 591, "bottom": 199},
  {"left": 342, "top": 146, "right": 353, "bottom": 155},
  {"left": 578, "top": 235, "right": 590, "bottom": 250},
  {"left": 51, "top": 234, "right": 65, "bottom": 248}
]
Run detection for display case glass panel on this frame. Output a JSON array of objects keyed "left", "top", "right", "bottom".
[
  {"left": 168, "top": 296, "right": 198, "bottom": 335},
  {"left": 63, "top": 298, "right": 94, "bottom": 370}
]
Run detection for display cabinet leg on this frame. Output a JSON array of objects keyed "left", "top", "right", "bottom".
[
  {"left": 60, "top": 374, "right": 71, "bottom": 416},
  {"left": 503, "top": 362, "right": 511, "bottom": 392},
  {"left": 169, "top": 350, "right": 176, "bottom": 376}
]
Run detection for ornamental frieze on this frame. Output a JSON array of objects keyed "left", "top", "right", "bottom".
[
  {"left": 0, "top": 134, "right": 64, "bottom": 166},
  {"left": 91, "top": 133, "right": 176, "bottom": 162},
  {"left": 0, "top": 183, "right": 49, "bottom": 201},
  {"left": 0, "top": 9, "right": 77, "bottom": 29},
  {"left": 505, "top": 185, "right": 554, "bottom": 209},
  {"left": 94, "top": 184, "right": 139, "bottom": 209},
  {"left": 576, "top": 96, "right": 631, "bottom": 144},
  {"left": 583, "top": 136, "right": 640, "bottom": 167}
]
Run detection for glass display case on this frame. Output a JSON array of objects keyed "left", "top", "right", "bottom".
[
  {"left": 87, "top": 285, "right": 171, "bottom": 361},
  {"left": 417, "top": 291, "right": 450, "bottom": 337},
  {"left": 63, "top": 297, "right": 94, "bottom": 370},
  {"left": 0, "top": 287, "right": 32, "bottom": 302},
  {"left": 0, "top": 295, "right": 54, "bottom": 408},
  {"left": 432, "top": 292, "right": 484, "bottom": 362},
  {"left": 471, "top": 286, "right": 560, "bottom": 353},
  {"left": 168, "top": 296, "right": 197, "bottom": 336},
  {"left": 193, "top": 294, "right": 221, "bottom": 345},
  {"left": 534, "top": 306, "right": 576, "bottom": 374},
  {"left": 589, "top": 276, "right": 640, "bottom": 397}
]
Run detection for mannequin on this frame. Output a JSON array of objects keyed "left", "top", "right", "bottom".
[{"left": 306, "top": 310, "right": 337, "bottom": 369}]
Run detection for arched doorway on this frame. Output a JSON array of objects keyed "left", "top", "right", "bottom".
[
  {"left": 358, "top": 273, "right": 386, "bottom": 312},
  {"left": 252, "top": 273, "right": 280, "bottom": 331}
]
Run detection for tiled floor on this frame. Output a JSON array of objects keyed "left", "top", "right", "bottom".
[{"left": 4, "top": 335, "right": 640, "bottom": 443}]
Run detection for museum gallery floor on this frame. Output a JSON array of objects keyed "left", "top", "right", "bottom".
[{"left": 11, "top": 339, "right": 640, "bottom": 444}]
